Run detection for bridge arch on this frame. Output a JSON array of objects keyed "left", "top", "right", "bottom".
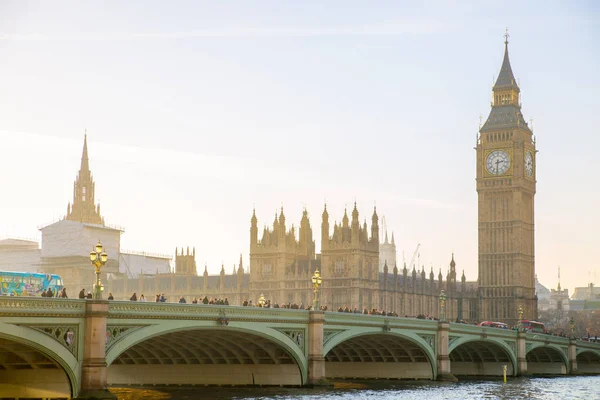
[
  {"left": 449, "top": 336, "right": 517, "bottom": 377},
  {"left": 525, "top": 343, "right": 568, "bottom": 375},
  {"left": 323, "top": 329, "right": 437, "bottom": 380},
  {"left": 0, "top": 322, "right": 79, "bottom": 399},
  {"left": 106, "top": 320, "right": 307, "bottom": 386},
  {"left": 576, "top": 349, "right": 600, "bottom": 374}
]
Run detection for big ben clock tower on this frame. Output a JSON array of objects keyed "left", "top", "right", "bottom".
[{"left": 477, "top": 32, "right": 537, "bottom": 324}]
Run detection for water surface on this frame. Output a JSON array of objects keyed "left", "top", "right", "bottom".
[{"left": 110, "top": 376, "right": 600, "bottom": 399}]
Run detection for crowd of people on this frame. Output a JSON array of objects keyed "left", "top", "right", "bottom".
[
  {"left": 40, "top": 287, "right": 69, "bottom": 298},
  {"left": 121, "top": 293, "right": 233, "bottom": 305}
]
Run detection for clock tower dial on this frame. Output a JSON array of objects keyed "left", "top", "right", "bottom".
[
  {"left": 525, "top": 151, "right": 534, "bottom": 177},
  {"left": 486, "top": 150, "right": 510, "bottom": 175}
]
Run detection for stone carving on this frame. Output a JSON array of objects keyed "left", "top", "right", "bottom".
[
  {"left": 323, "top": 329, "right": 345, "bottom": 346},
  {"left": 107, "top": 302, "right": 308, "bottom": 323},
  {"left": 448, "top": 335, "right": 461, "bottom": 347},
  {"left": 383, "top": 319, "right": 391, "bottom": 332},
  {"left": 217, "top": 309, "right": 229, "bottom": 326},
  {"left": 504, "top": 340, "right": 516, "bottom": 354},
  {"left": 105, "top": 325, "right": 145, "bottom": 351},
  {"left": 418, "top": 334, "right": 436, "bottom": 350},
  {"left": 525, "top": 342, "right": 534, "bottom": 353},
  {"left": 275, "top": 329, "right": 305, "bottom": 351},
  {"left": 23, "top": 325, "right": 79, "bottom": 357},
  {"left": 0, "top": 298, "right": 85, "bottom": 316}
]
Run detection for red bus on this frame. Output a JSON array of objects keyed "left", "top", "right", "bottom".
[{"left": 521, "top": 320, "right": 546, "bottom": 333}]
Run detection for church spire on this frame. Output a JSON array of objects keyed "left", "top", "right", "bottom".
[
  {"left": 80, "top": 131, "right": 90, "bottom": 173},
  {"left": 65, "top": 133, "right": 104, "bottom": 225}
]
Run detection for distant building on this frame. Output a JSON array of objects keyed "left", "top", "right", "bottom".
[
  {"left": 39, "top": 219, "right": 121, "bottom": 294},
  {"left": 0, "top": 238, "right": 41, "bottom": 272},
  {"left": 117, "top": 250, "right": 171, "bottom": 278},
  {"left": 378, "top": 216, "right": 396, "bottom": 273},
  {"left": 572, "top": 283, "right": 600, "bottom": 301},
  {"left": 107, "top": 256, "right": 250, "bottom": 303},
  {"left": 0, "top": 135, "right": 171, "bottom": 294}
]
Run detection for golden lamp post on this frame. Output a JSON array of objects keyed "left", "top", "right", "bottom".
[
  {"left": 258, "top": 293, "right": 266, "bottom": 307},
  {"left": 89, "top": 241, "right": 108, "bottom": 300},
  {"left": 439, "top": 289, "right": 447, "bottom": 322},
  {"left": 518, "top": 305, "right": 524, "bottom": 331},
  {"left": 311, "top": 268, "right": 323, "bottom": 311}
]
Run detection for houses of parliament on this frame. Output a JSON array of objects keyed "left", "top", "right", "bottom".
[{"left": 0, "top": 35, "right": 537, "bottom": 325}]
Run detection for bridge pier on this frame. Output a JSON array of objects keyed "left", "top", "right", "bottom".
[
  {"left": 78, "top": 300, "right": 116, "bottom": 400},
  {"left": 437, "top": 321, "right": 457, "bottom": 381},
  {"left": 516, "top": 331, "right": 528, "bottom": 376},
  {"left": 307, "top": 311, "right": 331, "bottom": 387},
  {"left": 568, "top": 339, "right": 578, "bottom": 375}
]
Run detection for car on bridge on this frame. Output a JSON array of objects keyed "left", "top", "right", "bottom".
[{"left": 478, "top": 321, "right": 509, "bottom": 329}]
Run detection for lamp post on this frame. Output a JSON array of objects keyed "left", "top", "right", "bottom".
[
  {"left": 89, "top": 241, "right": 108, "bottom": 300},
  {"left": 258, "top": 293, "right": 266, "bottom": 307},
  {"left": 439, "top": 289, "right": 447, "bottom": 322},
  {"left": 518, "top": 305, "right": 524, "bottom": 331},
  {"left": 569, "top": 316, "right": 575, "bottom": 339},
  {"left": 311, "top": 268, "right": 323, "bottom": 311}
]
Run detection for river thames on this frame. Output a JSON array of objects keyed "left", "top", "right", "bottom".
[{"left": 110, "top": 376, "right": 600, "bottom": 399}]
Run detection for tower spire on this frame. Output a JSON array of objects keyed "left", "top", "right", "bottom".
[
  {"left": 65, "top": 133, "right": 104, "bottom": 225},
  {"left": 81, "top": 131, "right": 90, "bottom": 173},
  {"left": 493, "top": 29, "right": 518, "bottom": 90},
  {"left": 480, "top": 30, "right": 529, "bottom": 134}
]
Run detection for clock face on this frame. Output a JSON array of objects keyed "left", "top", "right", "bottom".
[
  {"left": 486, "top": 150, "right": 510, "bottom": 175},
  {"left": 525, "top": 151, "right": 534, "bottom": 177}
]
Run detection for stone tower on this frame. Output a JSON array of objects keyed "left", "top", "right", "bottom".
[
  {"left": 65, "top": 134, "right": 104, "bottom": 225},
  {"left": 320, "top": 203, "right": 380, "bottom": 310},
  {"left": 249, "top": 207, "right": 315, "bottom": 304},
  {"left": 175, "top": 247, "right": 196, "bottom": 275},
  {"left": 476, "top": 33, "right": 537, "bottom": 324}
]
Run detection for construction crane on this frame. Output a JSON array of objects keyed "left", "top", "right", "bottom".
[{"left": 408, "top": 243, "right": 421, "bottom": 270}]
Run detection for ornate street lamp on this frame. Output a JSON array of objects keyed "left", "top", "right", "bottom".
[
  {"left": 569, "top": 316, "right": 575, "bottom": 339},
  {"left": 89, "top": 241, "right": 108, "bottom": 300},
  {"left": 518, "top": 305, "right": 524, "bottom": 331},
  {"left": 258, "top": 293, "right": 266, "bottom": 307},
  {"left": 439, "top": 289, "right": 447, "bottom": 322},
  {"left": 311, "top": 268, "right": 323, "bottom": 310}
]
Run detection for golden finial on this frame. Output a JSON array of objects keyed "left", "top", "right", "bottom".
[{"left": 504, "top": 28, "right": 510, "bottom": 45}]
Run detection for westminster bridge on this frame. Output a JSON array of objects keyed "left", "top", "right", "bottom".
[{"left": 1, "top": 298, "right": 600, "bottom": 399}]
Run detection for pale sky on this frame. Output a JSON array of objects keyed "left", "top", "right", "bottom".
[{"left": 1, "top": 1, "right": 599, "bottom": 294}]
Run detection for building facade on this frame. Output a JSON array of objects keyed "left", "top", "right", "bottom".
[
  {"left": 245, "top": 205, "right": 478, "bottom": 320},
  {"left": 476, "top": 34, "right": 538, "bottom": 324}
]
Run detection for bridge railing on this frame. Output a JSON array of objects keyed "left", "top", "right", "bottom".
[
  {"left": 526, "top": 332, "right": 570, "bottom": 345},
  {"left": 0, "top": 297, "right": 87, "bottom": 316},
  {"left": 107, "top": 301, "right": 310, "bottom": 323},
  {"left": 324, "top": 312, "right": 440, "bottom": 331},
  {"left": 448, "top": 322, "right": 518, "bottom": 339}
]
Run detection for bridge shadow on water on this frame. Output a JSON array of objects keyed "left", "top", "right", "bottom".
[{"left": 108, "top": 376, "right": 600, "bottom": 400}]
